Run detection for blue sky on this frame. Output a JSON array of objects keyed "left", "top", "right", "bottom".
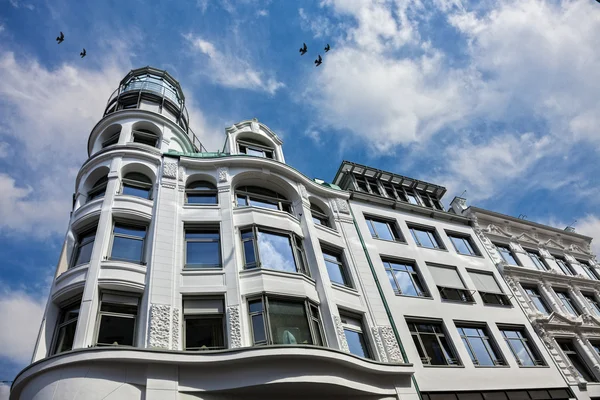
[{"left": 1, "top": 0, "right": 600, "bottom": 392}]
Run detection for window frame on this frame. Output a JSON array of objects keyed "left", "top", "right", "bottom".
[
  {"left": 583, "top": 293, "right": 600, "bottom": 316},
  {"left": 50, "top": 297, "right": 81, "bottom": 356},
  {"left": 235, "top": 185, "right": 292, "bottom": 214},
  {"left": 365, "top": 216, "right": 404, "bottom": 242},
  {"left": 557, "top": 339, "right": 599, "bottom": 382},
  {"left": 456, "top": 324, "right": 506, "bottom": 367},
  {"left": 428, "top": 264, "right": 474, "bottom": 304},
  {"left": 310, "top": 203, "right": 331, "bottom": 228},
  {"left": 340, "top": 311, "right": 372, "bottom": 359},
  {"left": 101, "top": 131, "right": 120, "bottom": 148},
  {"left": 522, "top": 285, "right": 552, "bottom": 315},
  {"left": 238, "top": 139, "right": 274, "bottom": 159},
  {"left": 132, "top": 129, "right": 159, "bottom": 148},
  {"left": 121, "top": 172, "right": 153, "bottom": 200},
  {"left": 495, "top": 243, "right": 520, "bottom": 266},
  {"left": 382, "top": 258, "right": 429, "bottom": 298},
  {"left": 352, "top": 173, "right": 381, "bottom": 196},
  {"left": 408, "top": 224, "right": 445, "bottom": 250},
  {"left": 446, "top": 232, "right": 481, "bottom": 256},
  {"left": 554, "top": 289, "right": 581, "bottom": 316},
  {"left": 498, "top": 325, "right": 545, "bottom": 367},
  {"left": 87, "top": 175, "right": 108, "bottom": 203},
  {"left": 526, "top": 250, "right": 549, "bottom": 271},
  {"left": 554, "top": 256, "right": 575, "bottom": 276},
  {"left": 185, "top": 180, "right": 218, "bottom": 205},
  {"left": 108, "top": 220, "right": 148, "bottom": 264},
  {"left": 94, "top": 291, "right": 139, "bottom": 347},
  {"left": 184, "top": 226, "right": 222, "bottom": 269},
  {"left": 579, "top": 260, "right": 600, "bottom": 280},
  {"left": 468, "top": 270, "right": 511, "bottom": 307},
  {"left": 321, "top": 244, "right": 353, "bottom": 288},
  {"left": 70, "top": 225, "right": 97, "bottom": 268},
  {"left": 407, "top": 319, "right": 460, "bottom": 366},
  {"left": 183, "top": 297, "right": 226, "bottom": 351}
]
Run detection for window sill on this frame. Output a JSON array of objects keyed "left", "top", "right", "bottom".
[
  {"left": 372, "top": 237, "right": 407, "bottom": 245},
  {"left": 395, "top": 293, "right": 433, "bottom": 300},
  {"left": 57, "top": 263, "right": 90, "bottom": 281},
  {"left": 240, "top": 267, "right": 315, "bottom": 285},
  {"left": 107, "top": 257, "right": 146, "bottom": 266},
  {"left": 181, "top": 268, "right": 224, "bottom": 275},
  {"left": 183, "top": 203, "right": 220, "bottom": 208},
  {"left": 423, "top": 364, "right": 464, "bottom": 368},
  {"left": 416, "top": 245, "right": 448, "bottom": 252},
  {"left": 234, "top": 205, "right": 300, "bottom": 223},
  {"left": 455, "top": 252, "right": 484, "bottom": 258},
  {"left": 314, "top": 223, "right": 339, "bottom": 236},
  {"left": 440, "top": 299, "right": 476, "bottom": 305},
  {"left": 331, "top": 283, "right": 359, "bottom": 295},
  {"left": 482, "top": 303, "right": 513, "bottom": 308},
  {"left": 518, "top": 364, "right": 549, "bottom": 368},
  {"left": 473, "top": 364, "right": 509, "bottom": 368},
  {"left": 115, "top": 194, "right": 154, "bottom": 205}
]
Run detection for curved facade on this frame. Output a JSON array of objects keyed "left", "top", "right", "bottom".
[{"left": 12, "top": 68, "right": 415, "bottom": 400}]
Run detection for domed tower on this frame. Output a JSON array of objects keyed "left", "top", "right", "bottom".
[{"left": 11, "top": 67, "right": 417, "bottom": 400}]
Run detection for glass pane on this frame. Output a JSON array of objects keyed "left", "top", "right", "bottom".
[
  {"left": 269, "top": 300, "right": 312, "bottom": 345},
  {"left": 187, "top": 181, "right": 215, "bottom": 190},
  {"left": 236, "top": 196, "right": 248, "bottom": 206},
  {"left": 249, "top": 197, "right": 280, "bottom": 210},
  {"left": 386, "top": 270, "right": 398, "bottom": 292},
  {"left": 312, "top": 216, "right": 322, "bottom": 225},
  {"left": 54, "top": 321, "right": 77, "bottom": 354},
  {"left": 366, "top": 220, "right": 377, "bottom": 237},
  {"left": 413, "top": 229, "right": 436, "bottom": 248},
  {"left": 185, "top": 317, "right": 224, "bottom": 350},
  {"left": 372, "top": 220, "right": 395, "bottom": 241},
  {"left": 451, "top": 237, "right": 471, "bottom": 255},
  {"left": 406, "top": 193, "right": 419, "bottom": 205},
  {"left": 247, "top": 148, "right": 265, "bottom": 157},
  {"left": 123, "top": 185, "right": 151, "bottom": 199},
  {"left": 498, "top": 247, "right": 518, "bottom": 265},
  {"left": 114, "top": 224, "right": 146, "bottom": 238},
  {"left": 187, "top": 193, "right": 218, "bottom": 204},
  {"left": 421, "top": 334, "right": 447, "bottom": 365},
  {"left": 344, "top": 329, "right": 369, "bottom": 358},
  {"left": 257, "top": 231, "right": 297, "bottom": 273},
  {"left": 61, "top": 307, "right": 80, "bottom": 323},
  {"left": 111, "top": 237, "right": 144, "bottom": 263},
  {"left": 97, "top": 315, "right": 135, "bottom": 346},
  {"left": 395, "top": 270, "right": 418, "bottom": 296},
  {"left": 248, "top": 300, "right": 263, "bottom": 313},
  {"left": 100, "top": 303, "right": 138, "bottom": 314},
  {"left": 569, "top": 354, "right": 597, "bottom": 382},
  {"left": 186, "top": 241, "right": 220, "bottom": 267},
  {"left": 186, "top": 231, "right": 220, "bottom": 239},
  {"left": 251, "top": 314, "right": 266, "bottom": 343},
  {"left": 469, "top": 337, "right": 495, "bottom": 366},
  {"left": 325, "top": 259, "right": 347, "bottom": 286},
  {"left": 74, "top": 240, "right": 94, "bottom": 265},
  {"left": 243, "top": 240, "right": 256, "bottom": 267},
  {"left": 532, "top": 297, "right": 549, "bottom": 314},
  {"left": 509, "top": 339, "right": 535, "bottom": 366}
]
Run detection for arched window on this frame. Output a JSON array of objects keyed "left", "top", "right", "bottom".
[
  {"left": 310, "top": 203, "right": 330, "bottom": 227},
  {"left": 122, "top": 172, "right": 153, "bottom": 199},
  {"left": 186, "top": 181, "right": 218, "bottom": 204},
  {"left": 101, "top": 127, "right": 121, "bottom": 148},
  {"left": 235, "top": 186, "right": 291, "bottom": 213},
  {"left": 132, "top": 128, "right": 159, "bottom": 147},
  {"left": 87, "top": 176, "right": 108, "bottom": 203},
  {"left": 238, "top": 138, "right": 274, "bottom": 159}
]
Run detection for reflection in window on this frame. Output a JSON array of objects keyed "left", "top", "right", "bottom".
[
  {"left": 527, "top": 251, "right": 548, "bottom": 271},
  {"left": 185, "top": 228, "right": 221, "bottom": 268},
  {"left": 87, "top": 175, "right": 108, "bottom": 203},
  {"left": 495, "top": 244, "right": 519, "bottom": 265},
  {"left": 183, "top": 298, "right": 225, "bottom": 350},
  {"left": 96, "top": 293, "right": 139, "bottom": 346},
  {"left": 557, "top": 340, "right": 598, "bottom": 382},
  {"left": 383, "top": 259, "right": 427, "bottom": 297},
  {"left": 238, "top": 138, "right": 274, "bottom": 159},
  {"left": 72, "top": 227, "right": 97, "bottom": 267},
  {"left": 110, "top": 222, "right": 147, "bottom": 263},
  {"left": 235, "top": 186, "right": 291, "bottom": 213},
  {"left": 52, "top": 300, "right": 81, "bottom": 355},
  {"left": 523, "top": 286, "right": 551, "bottom": 315},
  {"left": 310, "top": 203, "right": 331, "bottom": 228},
  {"left": 132, "top": 129, "right": 159, "bottom": 147},
  {"left": 500, "top": 327, "right": 544, "bottom": 366},
  {"left": 409, "top": 226, "right": 443, "bottom": 249},
  {"left": 555, "top": 290, "right": 580, "bottom": 316},
  {"left": 579, "top": 260, "right": 600, "bottom": 280},
  {"left": 321, "top": 247, "right": 352, "bottom": 287},
  {"left": 408, "top": 321, "right": 459, "bottom": 366},
  {"left": 457, "top": 326, "right": 504, "bottom": 366},
  {"left": 341, "top": 314, "right": 371, "bottom": 359},
  {"left": 448, "top": 233, "right": 480, "bottom": 256},
  {"left": 365, "top": 217, "right": 403, "bottom": 242},
  {"left": 555, "top": 257, "right": 574, "bottom": 276},
  {"left": 186, "top": 181, "right": 218, "bottom": 204},
  {"left": 122, "top": 172, "right": 153, "bottom": 199},
  {"left": 584, "top": 293, "right": 600, "bottom": 316}
]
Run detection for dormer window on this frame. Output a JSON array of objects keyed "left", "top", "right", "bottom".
[{"left": 238, "top": 138, "right": 273, "bottom": 159}]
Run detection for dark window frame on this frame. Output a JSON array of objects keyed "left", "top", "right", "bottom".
[
  {"left": 95, "top": 292, "right": 139, "bottom": 347},
  {"left": 310, "top": 203, "right": 332, "bottom": 228},
  {"left": 184, "top": 226, "right": 222, "bottom": 269},
  {"left": 50, "top": 297, "right": 81, "bottom": 355},
  {"left": 101, "top": 131, "right": 120, "bottom": 148},
  {"left": 554, "top": 289, "right": 581, "bottom": 316},
  {"left": 526, "top": 250, "right": 549, "bottom": 271},
  {"left": 185, "top": 180, "right": 218, "bottom": 205},
  {"left": 468, "top": 270, "right": 511, "bottom": 307},
  {"left": 340, "top": 311, "right": 372, "bottom": 359},
  {"left": 583, "top": 293, "right": 600, "bottom": 316},
  {"left": 108, "top": 220, "right": 148, "bottom": 264},
  {"left": 71, "top": 225, "right": 98, "bottom": 268},
  {"left": 121, "top": 172, "right": 153, "bottom": 200},
  {"left": 429, "top": 264, "right": 474, "bottom": 304},
  {"left": 495, "top": 243, "right": 520, "bottom": 266},
  {"left": 407, "top": 319, "right": 460, "bottom": 366},
  {"left": 235, "top": 185, "right": 292, "bottom": 214},
  {"left": 408, "top": 224, "right": 445, "bottom": 250},
  {"left": 457, "top": 324, "right": 506, "bottom": 367},
  {"left": 498, "top": 325, "right": 545, "bottom": 367},
  {"left": 382, "top": 258, "right": 428, "bottom": 297},
  {"left": 554, "top": 256, "right": 575, "bottom": 276},
  {"left": 579, "top": 260, "right": 600, "bottom": 280},
  {"left": 321, "top": 244, "right": 353, "bottom": 288},
  {"left": 132, "top": 129, "right": 159, "bottom": 148},
  {"left": 183, "top": 297, "right": 226, "bottom": 351},
  {"left": 557, "top": 339, "right": 599, "bottom": 382},
  {"left": 522, "top": 285, "right": 552, "bottom": 315},
  {"left": 238, "top": 138, "right": 274, "bottom": 159},
  {"left": 446, "top": 232, "right": 481, "bottom": 256},
  {"left": 365, "top": 216, "right": 404, "bottom": 242},
  {"left": 87, "top": 175, "right": 108, "bottom": 203}
]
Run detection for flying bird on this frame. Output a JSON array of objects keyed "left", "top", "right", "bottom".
[
  {"left": 299, "top": 43, "right": 307, "bottom": 55},
  {"left": 56, "top": 32, "right": 64, "bottom": 44},
  {"left": 324, "top": 44, "right": 330, "bottom": 52},
  {"left": 80, "top": 48, "right": 86, "bottom": 58},
  {"left": 314, "top": 54, "right": 322, "bottom": 67}
]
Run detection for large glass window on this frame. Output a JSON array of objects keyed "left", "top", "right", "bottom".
[
  {"left": 183, "top": 297, "right": 225, "bottom": 350},
  {"left": 110, "top": 222, "right": 147, "bottom": 264},
  {"left": 555, "top": 290, "right": 580, "bottom": 316},
  {"left": 523, "top": 286, "right": 551, "bottom": 315},
  {"left": 185, "top": 228, "right": 221, "bottom": 269},
  {"left": 428, "top": 265, "right": 474, "bottom": 303},
  {"left": 71, "top": 226, "right": 97, "bottom": 267},
  {"left": 365, "top": 217, "right": 403, "bottom": 242},
  {"left": 447, "top": 233, "right": 480, "bottom": 256},
  {"left": 52, "top": 299, "right": 81, "bottom": 355},
  {"left": 122, "top": 172, "right": 152, "bottom": 199},
  {"left": 555, "top": 257, "right": 574, "bottom": 276},
  {"left": 96, "top": 293, "right": 139, "bottom": 346},
  {"left": 132, "top": 129, "right": 159, "bottom": 147},
  {"left": 579, "top": 260, "right": 600, "bottom": 280},
  {"left": 499, "top": 326, "right": 544, "bottom": 366},
  {"left": 408, "top": 321, "right": 459, "bottom": 366},
  {"left": 340, "top": 313, "right": 371, "bottom": 359},
  {"left": 87, "top": 175, "right": 108, "bottom": 203},
  {"left": 248, "top": 296, "right": 323, "bottom": 346},
  {"left": 185, "top": 181, "right": 218, "bottom": 205},
  {"left": 468, "top": 271, "right": 510, "bottom": 306},
  {"left": 310, "top": 203, "right": 331, "bottom": 228},
  {"left": 240, "top": 226, "right": 308, "bottom": 275},
  {"left": 457, "top": 325, "right": 504, "bottom": 366},
  {"left": 527, "top": 251, "right": 548, "bottom": 271},
  {"left": 238, "top": 138, "right": 274, "bottom": 159},
  {"left": 584, "top": 293, "right": 600, "bottom": 316},
  {"left": 557, "top": 340, "right": 598, "bottom": 382},
  {"left": 495, "top": 244, "right": 519, "bottom": 265},
  {"left": 409, "top": 225, "right": 444, "bottom": 249},
  {"left": 383, "top": 259, "right": 428, "bottom": 297},
  {"left": 235, "top": 186, "right": 291, "bottom": 213},
  {"left": 322, "top": 246, "right": 352, "bottom": 287}
]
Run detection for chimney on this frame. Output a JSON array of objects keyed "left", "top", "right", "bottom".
[{"left": 449, "top": 196, "right": 468, "bottom": 215}]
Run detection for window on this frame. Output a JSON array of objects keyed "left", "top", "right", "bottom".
[
  {"left": 122, "top": 172, "right": 152, "bottom": 199},
  {"left": 322, "top": 246, "right": 352, "bottom": 287},
  {"left": 557, "top": 340, "right": 598, "bottom": 382},
  {"left": 186, "top": 181, "right": 218, "bottom": 205},
  {"left": 405, "top": 190, "right": 421, "bottom": 205},
  {"left": 495, "top": 244, "right": 519, "bottom": 266},
  {"left": 381, "top": 181, "right": 399, "bottom": 200},
  {"left": 183, "top": 298, "right": 225, "bottom": 350},
  {"left": 353, "top": 174, "right": 381, "bottom": 195},
  {"left": 555, "top": 257, "right": 575, "bottom": 276},
  {"left": 96, "top": 292, "right": 139, "bottom": 346},
  {"left": 71, "top": 226, "right": 97, "bottom": 267},
  {"left": 110, "top": 222, "right": 147, "bottom": 264},
  {"left": 102, "top": 131, "right": 120, "bottom": 148},
  {"left": 457, "top": 325, "right": 504, "bottom": 366},
  {"left": 583, "top": 293, "right": 600, "bottom": 316},
  {"left": 340, "top": 313, "right": 371, "bottom": 359},
  {"left": 240, "top": 226, "right": 309, "bottom": 275},
  {"left": 365, "top": 217, "right": 403, "bottom": 242},
  {"left": 310, "top": 203, "right": 331, "bottom": 227},
  {"left": 499, "top": 327, "right": 544, "bottom": 366},
  {"left": 407, "top": 320, "right": 459, "bottom": 366},
  {"left": 527, "top": 251, "right": 548, "bottom": 271},
  {"left": 235, "top": 186, "right": 291, "bottom": 213},
  {"left": 579, "top": 260, "right": 600, "bottom": 280},
  {"left": 383, "top": 259, "right": 428, "bottom": 297},
  {"left": 52, "top": 299, "right": 80, "bottom": 355},
  {"left": 185, "top": 228, "right": 221, "bottom": 269},
  {"left": 248, "top": 296, "right": 323, "bottom": 346},
  {"left": 132, "top": 129, "right": 159, "bottom": 147},
  {"left": 590, "top": 341, "right": 600, "bottom": 358},
  {"left": 523, "top": 286, "right": 551, "bottom": 315},
  {"left": 468, "top": 271, "right": 510, "bottom": 306},
  {"left": 447, "top": 233, "right": 480, "bottom": 256},
  {"left": 238, "top": 138, "right": 274, "bottom": 159},
  {"left": 555, "top": 290, "right": 580, "bottom": 316},
  {"left": 87, "top": 175, "right": 108, "bottom": 203},
  {"left": 428, "top": 265, "right": 474, "bottom": 303},
  {"left": 409, "top": 225, "right": 444, "bottom": 249}
]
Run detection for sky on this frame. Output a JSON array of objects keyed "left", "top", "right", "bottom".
[{"left": 1, "top": 0, "right": 600, "bottom": 394}]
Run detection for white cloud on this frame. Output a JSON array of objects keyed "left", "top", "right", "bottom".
[
  {"left": 0, "top": 384, "right": 8, "bottom": 400},
  {"left": 256, "top": 9, "right": 268, "bottom": 17},
  {"left": 9, "top": 0, "right": 34, "bottom": 10},
  {"left": 576, "top": 215, "right": 600, "bottom": 256},
  {"left": 0, "top": 142, "right": 8, "bottom": 158},
  {"left": 184, "top": 34, "right": 284, "bottom": 95},
  {"left": 298, "top": 8, "right": 335, "bottom": 39}
]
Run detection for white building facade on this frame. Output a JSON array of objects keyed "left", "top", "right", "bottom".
[
  {"left": 10, "top": 67, "right": 417, "bottom": 400},
  {"left": 454, "top": 201, "right": 600, "bottom": 400},
  {"left": 333, "top": 162, "right": 572, "bottom": 400}
]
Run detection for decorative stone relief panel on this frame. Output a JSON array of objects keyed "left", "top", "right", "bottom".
[
  {"left": 251, "top": 119, "right": 260, "bottom": 133},
  {"left": 178, "top": 166, "right": 185, "bottom": 182},
  {"left": 509, "top": 242, "right": 526, "bottom": 254},
  {"left": 333, "top": 316, "right": 350, "bottom": 353},
  {"left": 334, "top": 198, "right": 349, "bottom": 214},
  {"left": 218, "top": 167, "right": 229, "bottom": 183},
  {"left": 227, "top": 305, "right": 242, "bottom": 348},
  {"left": 163, "top": 162, "right": 178, "bottom": 179},
  {"left": 172, "top": 307, "right": 180, "bottom": 350},
  {"left": 471, "top": 218, "right": 504, "bottom": 266},
  {"left": 538, "top": 248, "right": 552, "bottom": 259},
  {"left": 149, "top": 304, "right": 172, "bottom": 349},
  {"left": 371, "top": 327, "right": 387, "bottom": 362},
  {"left": 298, "top": 184, "right": 308, "bottom": 199},
  {"left": 379, "top": 326, "right": 403, "bottom": 363}
]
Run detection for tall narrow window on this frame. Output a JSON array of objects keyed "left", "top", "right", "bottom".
[
  {"left": 447, "top": 233, "right": 480, "bottom": 256},
  {"left": 495, "top": 244, "right": 520, "bottom": 266},
  {"left": 579, "top": 260, "right": 600, "bottom": 280},
  {"left": 96, "top": 293, "right": 139, "bottom": 346},
  {"left": 122, "top": 172, "right": 153, "bottom": 199},
  {"left": 235, "top": 186, "right": 291, "bottom": 213},
  {"left": 499, "top": 326, "right": 544, "bottom": 366},
  {"left": 409, "top": 225, "right": 444, "bottom": 249},
  {"left": 102, "top": 130, "right": 120, "bottom": 148},
  {"left": 71, "top": 226, "right": 97, "bottom": 267},
  {"left": 457, "top": 325, "right": 504, "bottom": 366},
  {"left": 340, "top": 313, "right": 371, "bottom": 359},
  {"left": 132, "top": 129, "right": 159, "bottom": 147},
  {"left": 468, "top": 271, "right": 510, "bottom": 306},
  {"left": 523, "top": 286, "right": 551, "bottom": 315},
  {"left": 310, "top": 203, "right": 331, "bottom": 227},
  {"left": 52, "top": 299, "right": 81, "bottom": 355},
  {"left": 407, "top": 320, "right": 459, "bottom": 366},
  {"left": 185, "top": 228, "right": 221, "bottom": 269},
  {"left": 238, "top": 138, "right": 274, "bottom": 159},
  {"left": 557, "top": 340, "right": 598, "bottom": 382},
  {"left": 322, "top": 246, "right": 352, "bottom": 287},
  {"left": 110, "top": 222, "right": 147, "bottom": 264},
  {"left": 555, "top": 290, "right": 580, "bottom": 316},
  {"left": 183, "top": 298, "right": 225, "bottom": 350},
  {"left": 381, "top": 181, "right": 398, "bottom": 200},
  {"left": 583, "top": 293, "right": 600, "bottom": 316},
  {"left": 383, "top": 259, "right": 428, "bottom": 297},
  {"left": 527, "top": 251, "right": 548, "bottom": 271},
  {"left": 404, "top": 190, "right": 421, "bottom": 205},
  {"left": 365, "top": 217, "right": 403, "bottom": 242},
  {"left": 555, "top": 257, "right": 574, "bottom": 276},
  {"left": 186, "top": 181, "right": 218, "bottom": 205},
  {"left": 428, "top": 265, "right": 474, "bottom": 303},
  {"left": 87, "top": 175, "right": 108, "bottom": 203}
]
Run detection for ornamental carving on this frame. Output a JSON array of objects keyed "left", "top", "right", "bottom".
[
  {"left": 172, "top": 307, "right": 180, "bottom": 349},
  {"left": 335, "top": 198, "right": 349, "bottom": 214},
  {"left": 149, "top": 304, "right": 171, "bottom": 349},
  {"left": 371, "top": 327, "right": 387, "bottom": 362},
  {"left": 218, "top": 167, "right": 229, "bottom": 183},
  {"left": 333, "top": 316, "right": 350, "bottom": 353},
  {"left": 380, "top": 326, "right": 403, "bottom": 363},
  {"left": 163, "top": 162, "right": 178, "bottom": 179},
  {"left": 251, "top": 120, "right": 260, "bottom": 133},
  {"left": 298, "top": 184, "right": 308, "bottom": 199},
  {"left": 227, "top": 305, "right": 242, "bottom": 348},
  {"left": 178, "top": 166, "right": 185, "bottom": 182}
]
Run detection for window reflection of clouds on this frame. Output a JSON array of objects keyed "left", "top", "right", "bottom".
[{"left": 257, "top": 231, "right": 297, "bottom": 273}]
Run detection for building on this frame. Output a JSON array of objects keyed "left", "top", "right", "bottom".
[
  {"left": 333, "top": 162, "right": 571, "bottom": 399},
  {"left": 10, "top": 67, "right": 418, "bottom": 399},
  {"left": 453, "top": 200, "right": 600, "bottom": 400}
]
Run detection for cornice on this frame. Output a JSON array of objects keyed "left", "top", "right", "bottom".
[{"left": 503, "top": 265, "right": 600, "bottom": 290}]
